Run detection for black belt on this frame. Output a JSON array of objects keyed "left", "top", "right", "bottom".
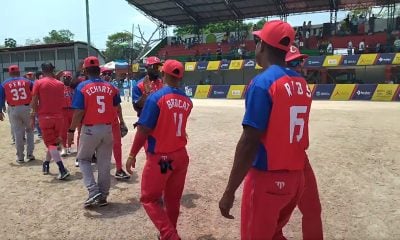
[
  {"left": 84, "top": 123, "right": 111, "bottom": 126},
  {"left": 9, "top": 104, "right": 29, "bottom": 107}
]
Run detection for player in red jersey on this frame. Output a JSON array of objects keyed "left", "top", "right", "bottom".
[
  {"left": 219, "top": 20, "right": 313, "bottom": 239},
  {"left": 126, "top": 60, "right": 193, "bottom": 240},
  {"left": 132, "top": 56, "right": 163, "bottom": 117},
  {"left": 100, "top": 67, "right": 130, "bottom": 180},
  {"left": 0, "top": 65, "right": 35, "bottom": 163},
  {"left": 68, "top": 56, "right": 122, "bottom": 208},
  {"left": 286, "top": 46, "right": 323, "bottom": 240},
  {"left": 31, "top": 63, "right": 70, "bottom": 180},
  {"left": 58, "top": 71, "right": 75, "bottom": 157}
]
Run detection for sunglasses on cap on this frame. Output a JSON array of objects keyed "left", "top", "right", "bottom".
[{"left": 288, "top": 60, "right": 303, "bottom": 68}]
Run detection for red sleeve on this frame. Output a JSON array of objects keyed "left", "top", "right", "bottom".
[{"left": 32, "top": 81, "right": 40, "bottom": 96}]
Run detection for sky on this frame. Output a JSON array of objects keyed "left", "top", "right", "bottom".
[{"left": 1, "top": 0, "right": 351, "bottom": 51}]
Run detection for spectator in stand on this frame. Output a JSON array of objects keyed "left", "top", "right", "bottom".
[
  {"left": 194, "top": 49, "right": 200, "bottom": 61},
  {"left": 369, "top": 14, "right": 376, "bottom": 35},
  {"left": 302, "top": 21, "right": 307, "bottom": 38},
  {"left": 376, "top": 42, "right": 383, "bottom": 53},
  {"left": 216, "top": 43, "right": 222, "bottom": 60},
  {"left": 347, "top": 40, "right": 353, "bottom": 55},
  {"left": 305, "top": 29, "right": 310, "bottom": 48},
  {"left": 238, "top": 44, "right": 246, "bottom": 59},
  {"left": 359, "top": 39, "right": 366, "bottom": 54},
  {"left": 326, "top": 41, "right": 333, "bottom": 55},
  {"left": 394, "top": 36, "right": 400, "bottom": 52}
]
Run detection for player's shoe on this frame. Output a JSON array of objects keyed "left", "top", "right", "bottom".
[
  {"left": 38, "top": 134, "right": 42, "bottom": 139},
  {"left": 11, "top": 139, "right": 15, "bottom": 145},
  {"left": 16, "top": 159, "right": 25, "bottom": 164},
  {"left": 75, "top": 159, "right": 79, "bottom": 167},
  {"left": 60, "top": 149, "right": 67, "bottom": 157},
  {"left": 66, "top": 148, "right": 71, "bottom": 155},
  {"left": 84, "top": 192, "right": 102, "bottom": 208},
  {"left": 115, "top": 170, "right": 130, "bottom": 180},
  {"left": 91, "top": 154, "right": 97, "bottom": 164},
  {"left": 57, "top": 170, "right": 70, "bottom": 180},
  {"left": 95, "top": 195, "right": 108, "bottom": 207},
  {"left": 27, "top": 155, "right": 35, "bottom": 162},
  {"left": 42, "top": 161, "right": 50, "bottom": 175}
]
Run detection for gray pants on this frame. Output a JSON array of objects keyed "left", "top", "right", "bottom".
[
  {"left": 77, "top": 124, "right": 113, "bottom": 198},
  {"left": 9, "top": 105, "right": 34, "bottom": 160},
  {"left": 7, "top": 107, "right": 15, "bottom": 141}
]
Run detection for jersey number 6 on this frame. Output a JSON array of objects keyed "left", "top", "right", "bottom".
[
  {"left": 97, "top": 96, "right": 105, "bottom": 113},
  {"left": 289, "top": 106, "right": 307, "bottom": 144}
]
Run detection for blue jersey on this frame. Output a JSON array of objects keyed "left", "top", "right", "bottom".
[
  {"left": 138, "top": 86, "right": 192, "bottom": 154},
  {"left": 243, "top": 65, "right": 312, "bottom": 171}
]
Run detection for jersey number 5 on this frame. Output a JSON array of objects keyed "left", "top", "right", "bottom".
[
  {"left": 289, "top": 106, "right": 307, "bottom": 143},
  {"left": 97, "top": 96, "right": 105, "bottom": 113},
  {"left": 10, "top": 88, "right": 27, "bottom": 101},
  {"left": 173, "top": 112, "right": 183, "bottom": 137}
]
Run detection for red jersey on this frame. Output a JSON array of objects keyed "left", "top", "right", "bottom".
[
  {"left": 72, "top": 78, "right": 121, "bottom": 125},
  {"left": 243, "top": 65, "right": 312, "bottom": 171},
  {"left": 138, "top": 86, "right": 192, "bottom": 154},
  {"left": 32, "top": 77, "right": 64, "bottom": 117},
  {"left": 63, "top": 86, "right": 74, "bottom": 108},
  {"left": 1, "top": 77, "right": 33, "bottom": 106}
]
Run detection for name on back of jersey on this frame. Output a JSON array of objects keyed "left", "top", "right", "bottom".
[
  {"left": 166, "top": 98, "right": 191, "bottom": 111},
  {"left": 7, "top": 80, "right": 27, "bottom": 89},
  {"left": 85, "top": 85, "right": 114, "bottom": 96},
  {"left": 284, "top": 80, "right": 312, "bottom": 98}
]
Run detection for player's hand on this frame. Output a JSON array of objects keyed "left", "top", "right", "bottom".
[
  {"left": 219, "top": 192, "right": 235, "bottom": 219},
  {"left": 126, "top": 155, "right": 136, "bottom": 174},
  {"left": 67, "top": 132, "right": 74, "bottom": 146},
  {"left": 143, "top": 75, "right": 152, "bottom": 94},
  {"left": 0, "top": 112, "right": 4, "bottom": 121}
]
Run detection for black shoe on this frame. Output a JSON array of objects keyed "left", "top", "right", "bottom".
[
  {"left": 115, "top": 170, "right": 130, "bottom": 180},
  {"left": 16, "top": 159, "right": 25, "bottom": 164},
  {"left": 91, "top": 154, "right": 97, "bottom": 164},
  {"left": 84, "top": 192, "right": 102, "bottom": 208},
  {"left": 95, "top": 198, "right": 108, "bottom": 207},
  {"left": 57, "top": 170, "right": 70, "bottom": 180},
  {"left": 42, "top": 161, "right": 50, "bottom": 175},
  {"left": 27, "top": 155, "right": 35, "bottom": 162}
]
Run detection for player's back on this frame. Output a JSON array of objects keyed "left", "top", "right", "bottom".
[
  {"left": 75, "top": 79, "right": 118, "bottom": 125},
  {"left": 249, "top": 65, "right": 312, "bottom": 171},
  {"left": 140, "top": 86, "right": 193, "bottom": 154},
  {"left": 34, "top": 77, "right": 64, "bottom": 116},
  {"left": 2, "top": 77, "right": 33, "bottom": 106}
]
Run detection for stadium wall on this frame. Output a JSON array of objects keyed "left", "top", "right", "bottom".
[{"left": 180, "top": 84, "right": 400, "bottom": 101}]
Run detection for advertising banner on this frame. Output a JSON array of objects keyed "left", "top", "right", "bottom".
[
  {"left": 342, "top": 55, "right": 360, "bottom": 66},
  {"left": 255, "top": 63, "right": 263, "bottom": 70},
  {"left": 394, "top": 86, "right": 400, "bottom": 101},
  {"left": 376, "top": 53, "right": 395, "bottom": 65},
  {"left": 392, "top": 53, "right": 400, "bottom": 65},
  {"left": 229, "top": 60, "right": 244, "bottom": 70},
  {"left": 304, "top": 56, "right": 325, "bottom": 68},
  {"left": 308, "top": 84, "right": 315, "bottom": 93},
  {"left": 196, "top": 61, "right": 208, "bottom": 71},
  {"left": 207, "top": 61, "right": 221, "bottom": 71},
  {"left": 323, "top": 55, "right": 342, "bottom": 67},
  {"left": 220, "top": 60, "right": 230, "bottom": 70},
  {"left": 184, "top": 85, "right": 197, "bottom": 98},
  {"left": 227, "top": 85, "right": 246, "bottom": 99},
  {"left": 330, "top": 84, "right": 356, "bottom": 100},
  {"left": 351, "top": 84, "right": 377, "bottom": 100},
  {"left": 131, "top": 63, "right": 139, "bottom": 72},
  {"left": 243, "top": 59, "right": 256, "bottom": 68},
  {"left": 313, "top": 84, "right": 335, "bottom": 100},
  {"left": 209, "top": 85, "right": 229, "bottom": 98},
  {"left": 357, "top": 54, "right": 378, "bottom": 66},
  {"left": 185, "top": 62, "right": 197, "bottom": 71},
  {"left": 371, "top": 84, "right": 399, "bottom": 101},
  {"left": 194, "top": 85, "right": 211, "bottom": 98}
]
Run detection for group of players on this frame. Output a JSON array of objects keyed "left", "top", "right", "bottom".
[{"left": 0, "top": 20, "right": 323, "bottom": 240}]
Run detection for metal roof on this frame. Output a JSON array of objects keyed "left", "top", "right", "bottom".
[{"left": 127, "top": 0, "right": 400, "bottom": 26}]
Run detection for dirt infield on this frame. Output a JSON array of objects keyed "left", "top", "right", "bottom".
[{"left": 0, "top": 100, "right": 399, "bottom": 240}]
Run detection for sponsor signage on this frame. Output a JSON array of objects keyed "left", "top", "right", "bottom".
[
  {"left": 352, "top": 84, "right": 377, "bottom": 100},
  {"left": 313, "top": 84, "right": 335, "bottom": 100},
  {"left": 209, "top": 85, "right": 229, "bottom": 98},
  {"left": 304, "top": 56, "right": 325, "bottom": 67},
  {"left": 196, "top": 61, "right": 208, "bottom": 71}
]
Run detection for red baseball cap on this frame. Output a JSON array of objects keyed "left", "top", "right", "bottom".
[
  {"left": 162, "top": 60, "right": 184, "bottom": 79},
  {"left": 146, "top": 56, "right": 162, "bottom": 66},
  {"left": 84, "top": 56, "right": 100, "bottom": 68},
  {"left": 253, "top": 20, "right": 295, "bottom": 52},
  {"left": 285, "top": 46, "right": 308, "bottom": 63},
  {"left": 8, "top": 65, "right": 20, "bottom": 73}
]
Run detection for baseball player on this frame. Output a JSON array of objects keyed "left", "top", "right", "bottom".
[
  {"left": 31, "top": 63, "right": 70, "bottom": 180},
  {"left": 68, "top": 56, "right": 122, "bottom": 208},
  {"left": 0, "top": 65, "right": 35, "bottom": 163},
  {"left": 100, "top": 68, "right": 130, "bottom": 180},
  {"left": 126, "top": 60, "right": 192, "bottom": 240},
  {"left": 286, "top": 46, "right": 323, "bottom": 240},
  {"left": 219, "top": 20, "right": 312, "bottom": 239},
  {"left": 59, "top": 71, "right": 74, "bottom": 156},
  {"left": 132, "top": 56, "right": 163, "bottom": 117}
]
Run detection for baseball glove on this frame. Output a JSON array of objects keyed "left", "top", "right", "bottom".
[{"left": 120, "top": 122, "right": 129, "bottom": 138}]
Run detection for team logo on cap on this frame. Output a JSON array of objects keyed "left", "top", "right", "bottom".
[{"left": 290, "top": 46, "right": 297, "bottom": 53}]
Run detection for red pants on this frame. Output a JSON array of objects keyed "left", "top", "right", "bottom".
[
  {"left": 38, "top": 116, "right": 63, "bottom": 147},
  {"left": 297, "top": 158, "right": 323, "bottom": 240},
  {"left": 241, "top": 168, "right": 305, "bottom": 240},
  {"left": 111, "top": 120, "right": 122, "bottom": 171},
  {"left": 61, "top": 109, "right": 74, "bottom": 148},
  {"left": 140, "top": 148, "right": 189, "bottom": 240}
]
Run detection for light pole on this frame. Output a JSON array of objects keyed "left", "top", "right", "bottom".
[{"left": 85, "top": 0, "right": 91, "bottom": 56}]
